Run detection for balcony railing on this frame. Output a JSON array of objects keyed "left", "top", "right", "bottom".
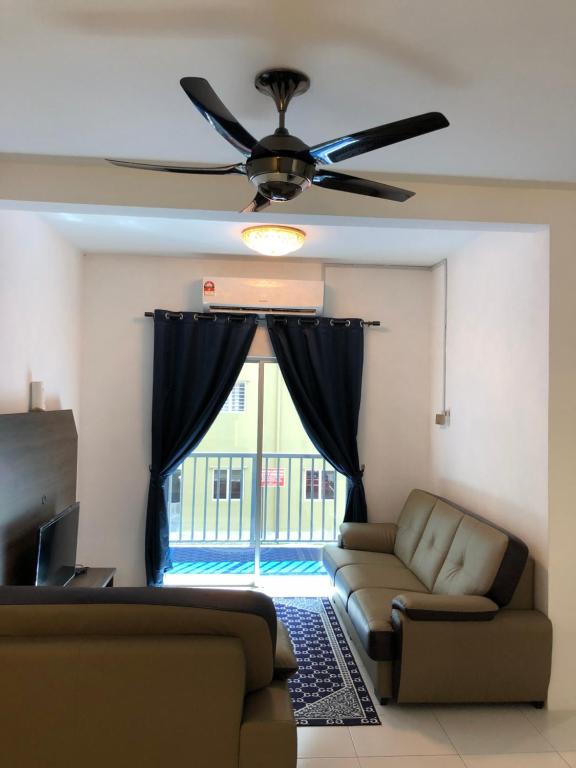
[{"left": 168, "top": 452, "right": 346, "bottom": 545}]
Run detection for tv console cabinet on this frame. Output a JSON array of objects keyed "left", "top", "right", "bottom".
[{"left": 68, "top": 567, "right": 116, "bottom": 588}]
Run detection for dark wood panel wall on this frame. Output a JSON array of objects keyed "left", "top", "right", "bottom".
[{"left": 0, "top": 410, "right": 77, "bottom": 585}]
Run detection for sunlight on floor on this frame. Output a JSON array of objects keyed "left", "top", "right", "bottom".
[
  {"left": 163, "top": 572, "right": 331, "bottom": 596},
  {"left": 258, "top": 575, "right": 331, "bottom": 596}
]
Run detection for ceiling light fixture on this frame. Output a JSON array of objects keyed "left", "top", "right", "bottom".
[{"left": 241, "top": 225, "right": 306, "bottom": 256}]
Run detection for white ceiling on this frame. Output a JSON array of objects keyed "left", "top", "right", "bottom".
[
  {"left": 40, "top": 210, "right": 539, "bottom": 265},
  {"left": 1, "top": 0, "right": 576, "bottom": 182}
]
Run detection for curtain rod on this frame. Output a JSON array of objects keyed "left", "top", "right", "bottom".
[{"left": 143, "top": 311, "right": 380, "bottom": 326}]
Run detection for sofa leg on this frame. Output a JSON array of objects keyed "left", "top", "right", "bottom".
[
  {"left": 375, "top": 690, "right": 389, "bottom": 706},
  {"left": 531, "top": 701, "right": 545, "bottom": 709}
]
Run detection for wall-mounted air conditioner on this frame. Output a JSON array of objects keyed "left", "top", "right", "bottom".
[{"left": 201, "top": 277, "right": 324, "bottom": 316}]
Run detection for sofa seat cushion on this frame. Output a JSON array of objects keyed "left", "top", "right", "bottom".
[
  {"left": 347, "top": 587, "right": 418, "bottom": 661},
  {"left": 335, "top": 562, "right": 428, "bottom": 607},
  {"left": 323, "top": 545, "right": 406, "bottom": 583}
]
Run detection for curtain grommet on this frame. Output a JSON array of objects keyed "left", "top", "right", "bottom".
[
  {"left": 330, "top": 318, "right": 351, "bottom": 327},
  {"left": 298, "top": 318, "right": 320, "bottom": 327}
]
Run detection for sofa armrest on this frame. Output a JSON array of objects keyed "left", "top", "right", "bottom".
[
  {"left": 274, "top": 620, "right": 298, "bottom": 680},
  {"left": 240, "top": 680, "right": 297, "bottom": 768},
  {"left": 339, "top": 522, "right": 397, "bottom": 553},
  {"left": 392, "top": 593, "right": 499, "bottom": 621}
]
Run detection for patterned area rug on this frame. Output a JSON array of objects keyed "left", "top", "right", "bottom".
[{"left": 274, "top": 597, "right": 380, "bottom": 726}]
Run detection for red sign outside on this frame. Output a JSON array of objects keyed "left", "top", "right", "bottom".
[{"left": 261, "top": 468, "right": 285, "bottom": 487}]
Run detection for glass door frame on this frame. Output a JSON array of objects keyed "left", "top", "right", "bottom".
[
  {"left": 169, "top": 357, "right": 271, "bottom": 588},
  {"left": 166, "top": 354, "right": 338, "bottom": 588},
  {"left": 250, "top": 357, "right": 276, "bottom": 587},
  {"left": 214, "top": 357, "right": 273, "bottom": 587}
]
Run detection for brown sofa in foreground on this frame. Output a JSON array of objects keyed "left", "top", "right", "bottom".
[
  {"left": 0, "top": 587, "right": 298, "bottom": 768},
  {"left": 323, "top": 489, "right": 552, "bottom": 706}
]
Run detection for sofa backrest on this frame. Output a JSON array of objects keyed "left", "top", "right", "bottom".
[
  {"left": 394, "top": 490, "right": 528, "bottom": 606},
  {"left": 394, "top": 489, "right": 437, "bottom": 564},
  {"left": 0, "top": 586, "right": 277, "bottom": 692}
]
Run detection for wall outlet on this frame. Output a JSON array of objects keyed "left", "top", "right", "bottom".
[{"left": 435, "top": 410, "right": 450, "bottom": 426}]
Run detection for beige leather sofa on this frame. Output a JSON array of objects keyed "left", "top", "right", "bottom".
[
  {"left": 0, "top": 587, "right": 298, "bottom": 768},
  {"left": 323, "top": 489, "right": 552, "bottom": 706}
]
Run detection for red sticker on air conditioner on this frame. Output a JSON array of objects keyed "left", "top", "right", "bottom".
[{"left": 203, "top": 280, "right": 215, "bottom": 295}]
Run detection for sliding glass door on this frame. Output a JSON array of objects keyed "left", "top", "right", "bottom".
[
  {"left": 165, "top": 360, "right": 346, "bottom": 585},
  {"left": 166, "top": 361, "right": 259, "bottom": 584}
]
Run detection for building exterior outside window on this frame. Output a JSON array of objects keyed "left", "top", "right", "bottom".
[{"left": 168, "top": 363, "right": 346, "bottom": 543}]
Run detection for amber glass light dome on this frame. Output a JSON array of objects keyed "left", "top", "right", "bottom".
[{"left": 241, "top": 225, "right": 306, "bottom": 256}]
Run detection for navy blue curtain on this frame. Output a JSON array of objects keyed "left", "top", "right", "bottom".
[
  {"left": 145, "top": 310, "right": 257, "bottom": 585},
  {"left": 266, "top": 316, "right": 367, "bottom": 523}
]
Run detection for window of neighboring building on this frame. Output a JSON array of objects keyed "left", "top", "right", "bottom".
[
  {"left": 221, "top": 382, "right": 246, "bottom": 413},
  {"left": 213, "top": 468, "right": 243, "bottom": 500},
  {"left": 305, "top": 469, "right": 336, "bottom": 500}
]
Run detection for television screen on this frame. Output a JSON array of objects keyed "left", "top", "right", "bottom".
[{"left": 35, "top": 502, "right": 79, "bottom": 587}]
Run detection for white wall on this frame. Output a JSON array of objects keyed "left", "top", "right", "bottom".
[
  {"left": 429, "top": 230, "right": 549, "bottom": 609},
  {"left": 0, "top": 211, "right": 82, "bottom": 420},
  {"left": 325, "top": 265, "right": 432, "bottom": 519},
  {"left": 78, "top": 255, "right": 433, "bottom": 585}
]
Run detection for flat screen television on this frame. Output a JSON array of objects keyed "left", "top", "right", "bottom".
[{"left": 34, "top": 502, "right": 79, "bottom": 586}]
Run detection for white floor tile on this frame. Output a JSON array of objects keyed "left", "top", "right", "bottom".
[
  {"left": 358, "top": 756, "right": 466, "bottom": 767},
  {"left": 297, "top": 726, "right": 357, "bottom": 758},
  {"left": 298, "top": 758, "right": 360, "bottom": 768},
  {"left": 434, "top": 705, "right": 555, "bottom": 755},
  {"left": 521, "top": 709, "right": 576, "bottom": 752},
  {"left": 560, "top": 752, "right": 576, "bottom": 767},
  {"left": 461, "top": 754, "right": 568, "bottom": 767},
  {"left": 350, "top": 707, "right": 456, "bottom": 757},
  {"left": 260, "top": 576, "right": 332, "bottom": 597}
]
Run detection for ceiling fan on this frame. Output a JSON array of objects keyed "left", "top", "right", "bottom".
[{"left": 108, "top": 68, "right": 449, "bottom": 213}]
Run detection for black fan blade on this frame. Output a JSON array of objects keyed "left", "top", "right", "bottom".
[
  {"left": 180, "top": 77, "right": 257, "bottom": 156},
  {"left": 309, "top": 112, "right": 449, "bottom": 165},
  {"left": 107, "top": 159, "right": 245, "bottom": 175},
  {"left": 241, "top": 192, "right": 271, "bottom": 213},
  {"left": 313, "top": 170, "right": 414, "bottom": 202}
]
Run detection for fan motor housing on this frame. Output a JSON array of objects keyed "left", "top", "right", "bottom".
[{"left": 246, "top": 156, "right": 316, "bottom": 201}]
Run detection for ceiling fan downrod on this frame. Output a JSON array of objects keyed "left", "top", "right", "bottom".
[{"left": 255, "top": 68, "right": 311, "bottom": 134}]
